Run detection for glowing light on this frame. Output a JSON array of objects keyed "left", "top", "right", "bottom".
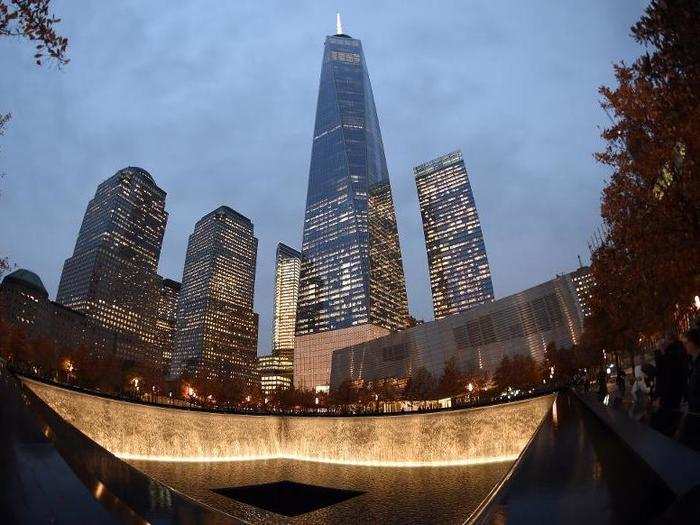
[
  {"left": 695, "top": 295, "right": 700, "bottom": 310},
  {"left": 467, "top": 383, "right": 473, "bottom": 392},
  {"left": 115, "top": 452, "right": 518, "bottom": 468},
  {"left": 336, "top": 12, "right": 343, "bottom": 35},
  {"left": 93, "top": 481, "right": 105, "bottom": 500},
  {"left": 23, "top": 378, "right": 555, "bottom": 469}
]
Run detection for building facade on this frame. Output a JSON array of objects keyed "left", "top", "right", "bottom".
[
  {"left": 294, "top": 22, "right": 409, "bottom": 390},
  {"left": 1, "top": 269, "right": 155, "bottom": 365},
  {"left": 330, "top": 270, "right": 585, "bottom": 390},
  {"left": 170, "top": 206, "right": 259, "bottom": 384},
  {"left": 272, "top": 243, "right": 301, "bottom": 361},
  {"left": 56, "top": 167, "right": 168, "bottom": 352},
  {"left": 569, "top": 265, "right": 594, "bottom": 319},
  {"left": 155, "top": 277, "right": 181, "bottom": 363},
  {"left": 415, "top": 151, "right": 494, "bottom": 319},
  {"left": 257, "top": 354, "right": 293, "bottom": 394},
  {"left": 296, "top": 24, "right": 409, "bottom": 336}
]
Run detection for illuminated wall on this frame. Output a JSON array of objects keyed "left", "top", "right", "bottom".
[
  {"left": 330, "top": 272, "right": 584, "bottom": 390},
  {"left": 25, "top": 379, "right": 554, "bottom": 467},
  {"left": 294, "top": 324, "right": 390, "bottom": 390}
]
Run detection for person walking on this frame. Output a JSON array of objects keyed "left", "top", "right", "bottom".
[
  {"left": 629, "top": 364, "right": 650, "bottom": 422},
  {"left": 597, "top": 366, "right": 608, "bottom": 403},
  {"left": 652, "top": 338, "right": 688, "bottom": 437},
  {"left": 615, "top": 367, "right": 627, "bottom": 408},
  {"left": 678, "top": 327, "right": 700, "bottom": 451}
]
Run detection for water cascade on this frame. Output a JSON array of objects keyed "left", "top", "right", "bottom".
[{"left": 24, "top": 379, "right": 554, "bottom": 467}]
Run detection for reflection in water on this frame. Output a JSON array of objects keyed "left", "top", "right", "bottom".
[
  {"left": 24, "top": 379, "right": 554, "bottom": 467},
  {"left": 131, "top": 458, "right": 512, "bottom": 524}
]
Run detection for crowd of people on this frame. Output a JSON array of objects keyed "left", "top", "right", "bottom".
[{"left": 597, "top": 326, "right": 700, "bottom": 452}]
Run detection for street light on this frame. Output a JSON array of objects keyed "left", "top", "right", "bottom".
[{"left": 467, "top": 383, "right": 474, "bottom": 392}]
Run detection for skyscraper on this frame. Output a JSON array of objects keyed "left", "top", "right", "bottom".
[
  {"left": 155, "top": 277, "right": 181, "bottom": 363},
  {"left": 569, "top": 265, "right": 594, "bottom": 319},
  {"left": 170, "top": 206, "right": 258, "bottom": 384},
  {"left": 57, "top": 167, "right": 167, "bottom": 355},
  {"left": 415, "top": 150, "right": 494, "bottom": 319},
  {"left": 272, "top": 243, "right": 301, "bottom": 359},
  {"left": 294, "top": 18, "right": 409, "bottom": 390}
]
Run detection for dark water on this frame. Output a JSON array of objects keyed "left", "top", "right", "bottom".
[
  {"left": 481, "top": 393, "right": 676, "bottom": 524},
  {"left": 130, "top": 457, "right": 512, "bottom": 524}
]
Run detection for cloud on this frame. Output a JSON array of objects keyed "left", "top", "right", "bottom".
[{"left": 0, "top": 0, "right": 643, "bottom": 353}]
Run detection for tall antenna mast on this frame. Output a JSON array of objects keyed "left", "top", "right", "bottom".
[{"left": 336, "top": 12, "right": 343, "bottom": 35}]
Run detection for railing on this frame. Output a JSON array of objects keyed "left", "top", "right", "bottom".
[{"left": 11, "top": 364, "right": 562, "bottom": 418}]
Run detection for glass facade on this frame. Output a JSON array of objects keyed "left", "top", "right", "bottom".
[
  {"left": 56, "top": 167, "right": 168, "bottom": 351},
  {"left": 569, "top": 265, "right": 594, "bottom": 319},
  {"left": 2, "top": 269, "right": 153, "bottom": 364},
  {"left": 155, "top": 277, "right": 181, "bottom": 363},
  {"left": 330, "top": 270, "right": 586, "bottom": 390},
  {"left": 296, "top": 29, "right": 409, "bottom": 336},
  {"left": 257, "top": 354, "right": 293, "bottom": 394},
  {"left": 271, "top": 243, "right": 301, "bottom": 361},
  {"left": 170, "top": 206, "right": 259, "bottom": 384},
  {"left": 415, "top": 151, "right": 494, "bottom": 319}
]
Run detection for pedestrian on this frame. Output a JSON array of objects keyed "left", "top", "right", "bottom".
[
  {"left": 615, "top": 367, "right": 627, "bottom": 408},
  {"left": 678, "top": 327, "right": 700, "bottom": 451},
  {"left": 651, "top": 338, "right": 688, "bottom": 437},
  {"left": 597, "top": 366, "right": 608, "bottom": 403},
  {"left": 629, "top": 364, "right": 650, "bottom": 422}
]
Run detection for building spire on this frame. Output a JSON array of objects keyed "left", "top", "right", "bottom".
[{"left": 336, "top": 12, "right": 343, "bottom": 35}]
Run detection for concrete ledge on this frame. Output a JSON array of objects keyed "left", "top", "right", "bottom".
[{"left": 573, "top": 390, "right": 700, "bottom": 497}]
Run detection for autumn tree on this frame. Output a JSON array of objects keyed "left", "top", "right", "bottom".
[
  {"left": 331, "top": 379, "right": 360, "bottom": 406},
  {"left": 1, "top": 0, "right": 69, "bottom": 65},
  {"left": 1, "top": 1, "right": 70, "bottom": 271},
  {"left": 404, "top": 366, "right": 436, "bottom": 401},
  {"left": 493, "top": 354, "right": 541, "bottom": 393},
  {"left": 436, "top": 357, "right": 465, "bottom": 398},
  {"left": 542, "top": 342, "right": 578, "bottom": 384},
  {"left": 591, "top": 0, "right": 699, "bottom": 344}
]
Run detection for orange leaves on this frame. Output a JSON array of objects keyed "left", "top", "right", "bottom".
[{"left": 590, "top": 0, "right": 699, "bottom": 345}]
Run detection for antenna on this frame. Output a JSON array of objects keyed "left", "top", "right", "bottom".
[{"left": 336, "top": 12, "right": 343, "bottom": 35}]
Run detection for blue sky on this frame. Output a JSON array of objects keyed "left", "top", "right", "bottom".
[{"left": 0, "top": 1, "right": 646, "bottom": 354}]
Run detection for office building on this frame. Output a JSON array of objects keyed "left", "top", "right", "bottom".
[
  {"left": 1, "top": 269, "right": 155, "bottom": 365},
  {"left": 170, "top": 206, "right": 258, "bottom": 384},
  {"left": 569, "top": 265, "right": 594, "bottom": 319},
  {"left": 272, "top": 243, "right": 301, "bottom": 361},
  {"left": 257, "top": 354, "right": 293, "bottom": 394},
  {"left": 330, "top": 270, "right": 586, "bottom": 390},
  {"left": 56, "top": 167, "right": 167, "bottom": 351},
  {"left": 294, "top": 18, "right": 409, "bottom": 390},
  {"left": 155, "top": 277, "right": 180, "bottom": 363},
  {"left": 415, "top": 150, "right": 494, "bottom": 318}
]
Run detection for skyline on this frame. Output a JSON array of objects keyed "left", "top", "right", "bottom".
[{"left": 0, "top": 1, "right": 645, "bottom": 354}]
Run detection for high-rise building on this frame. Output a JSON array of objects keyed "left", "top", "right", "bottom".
[
  {"left": 170, "top": 206, "right": 259, "bottom": 384},
  {"left": 2, "top": 269, "right": 150, "bottom": 365},
  {"left": 56, "top": 167, "right": 168, "bottom": 355},
  {"left": 569, "top": 265, "right": 594, "bottom": 319},
  {"left": 294, "top": 18, "right": 409, "bottom": 391},
  {"left": 155, "top": 277, "right": 181, "bottom": 363},
  {"left": 257, "top": 355, "right": 293, "bottom": 395},
  {"left": 414, "top": 150, "right": 494, "bottom": 319},
  {"left": 272, "top": 243, "right": 301, "bottom": 361}
]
